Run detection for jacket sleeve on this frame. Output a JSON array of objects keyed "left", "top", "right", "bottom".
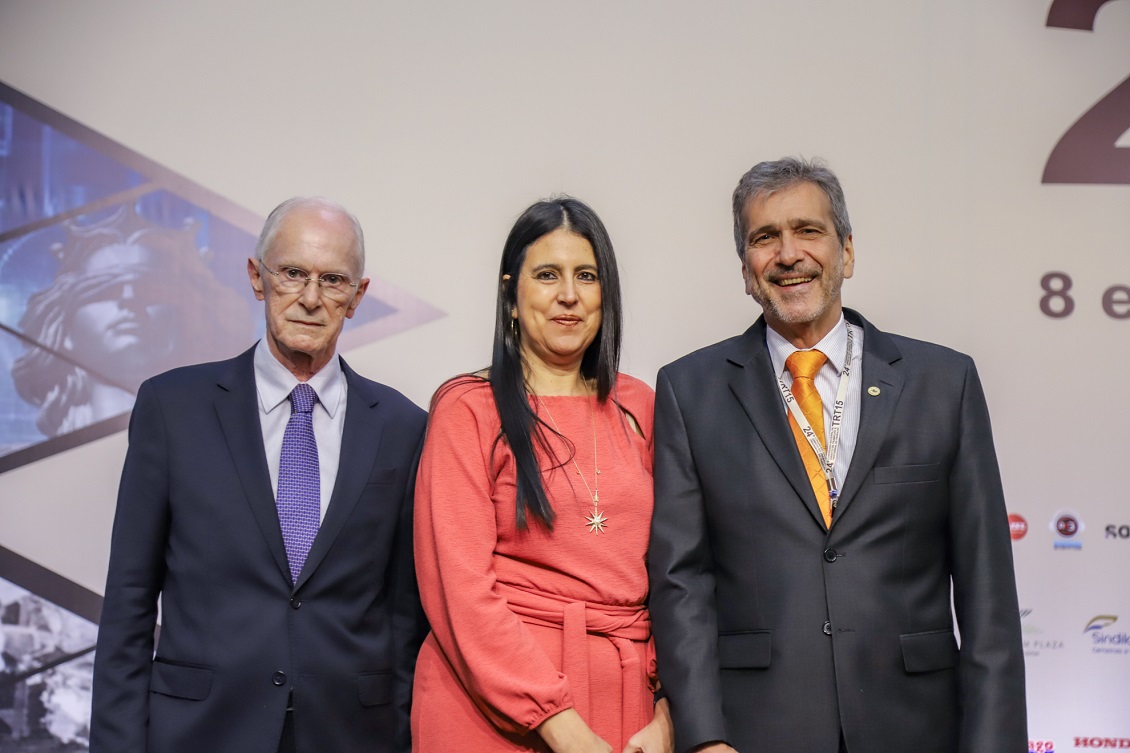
[
  {"left": 947, "top": 360, "right": 1028, "bottom": 753},
  {"left": 90, "top": 379, "right": 170, "bottom": 753},
  {"left": 390, "top": 418, "right": 429, "bottom": 753},
  {"left": 648, "top": 367, "right": 730, "bottom": 753},
  {"left": 413, "top": 385, "right": 574, "bottom": 734}
]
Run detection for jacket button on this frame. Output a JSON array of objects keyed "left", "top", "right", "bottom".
[
  {"left": 823, "top": 621, "right": 832, "bottom": 636},
  {"left": 273, "top": 671, "right": 287, "bottom": 686},
  {"left": 290, "top": 598, "right": 302, "bottom": 610},
  {"left": 823, "top": 548, "right": 839, "bottom": 562}
]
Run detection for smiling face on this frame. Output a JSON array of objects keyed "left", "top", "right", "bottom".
[
  {"left": 247, "top": 205, "right": 369, "bottom": 378},
  {"left": 740, "top": 181, "right": 854, "bottom": 348},
  {"left": 513, "top": 228, "right": 602, "bottom": 380}
]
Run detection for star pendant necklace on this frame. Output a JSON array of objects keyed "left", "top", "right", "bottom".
[{"left": 536, "top": 393, "right": 606, "bottom": 533}]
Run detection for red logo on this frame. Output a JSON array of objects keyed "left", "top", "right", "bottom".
[
  {"left": 1057, "top": 515, "right": 1080, "bottom": 538},
  {"left": 1009, "top": 514, "right": 1029, "bottom": 540},
  {"left": 1074, "top": 738, "right": 1130, "bottom": 749}
]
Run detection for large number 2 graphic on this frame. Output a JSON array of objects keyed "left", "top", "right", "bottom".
[{"left": 1043, "top": 0, "right": 1130, "bottom": 184}]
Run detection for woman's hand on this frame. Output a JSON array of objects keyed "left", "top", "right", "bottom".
[
  {"left": 621, "top": 698, "right": 674, "bottom": 753},
  {"left": 538, "top": 708, "right": 614, "bottom": 753}
]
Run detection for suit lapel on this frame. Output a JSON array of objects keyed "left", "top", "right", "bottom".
[
  {"left": 294, "top": 359, "right": 384, "bottom": 591},
  {"left": 834, "top": 311, "right": 904, "bottom": 520},
  {"left": 727, "top": 320, "right": 828, "bottom": 530},
  {"left": 214, "top": 348, "right": 291, "bottom": 583}
]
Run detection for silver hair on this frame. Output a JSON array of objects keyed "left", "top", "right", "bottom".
[
  {"left": 254, "top": 196, "right": 366, "bottom": 275},
  {"left": 731, "top": 156, "right": 852, "bottom": 259}
]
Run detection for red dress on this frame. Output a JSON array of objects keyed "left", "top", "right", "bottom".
[{"left": 412, "top": 375, "right": 656, "bottom": 752}]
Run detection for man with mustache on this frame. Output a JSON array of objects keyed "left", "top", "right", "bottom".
[
  {"left": 648, "top": 157, "right": 1026, "bottom": 753},
  {"left": 91, "top": 197, "right": 427, "bottom": 753}
]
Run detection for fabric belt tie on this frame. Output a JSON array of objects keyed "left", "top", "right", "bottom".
[{"left": 496, "top": 582, "right": 655, "bottom": 741}]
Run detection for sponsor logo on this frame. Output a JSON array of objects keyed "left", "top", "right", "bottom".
[
  {"left": 1009, "top": 513, "right": 1029, "bottom": 540},
  {"left": 1030, "top": 741, "right": 1055, "bottom": 753},
  {"left": 1074, "top": 738, "right": 1130, "bottom": 749},
  {"left": 1021, "top": 609, "right": 1065, "bottom": 656},
  {"left": 1051, "top": 510, "right": 1084, "bottom": 550},
  {"left": 1105, "top": 524, "right": 1130, "bottom": 539},
  {"left": 1084, "top": 615, "right": 1130, "bottom": 655}
]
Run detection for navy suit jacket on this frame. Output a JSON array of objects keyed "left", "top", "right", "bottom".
[
  {"left": 91, "top": 345, "right": 427, "bottom": 753},
  {"left": 648, "top": 310, "right": 1026, "bottom": 753}
]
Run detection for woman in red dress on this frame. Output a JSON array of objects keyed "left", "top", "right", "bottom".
[{"left": 412, "top": 197, "right": 672, "bottom": 753}]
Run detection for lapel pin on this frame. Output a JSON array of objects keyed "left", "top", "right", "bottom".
[{"left": 867, "top": 386, "right": 881, "bottom": 396}]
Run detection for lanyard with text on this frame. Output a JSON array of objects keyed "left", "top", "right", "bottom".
[{"left": 775, "top": 326, "right": 854, "bottom": 511}]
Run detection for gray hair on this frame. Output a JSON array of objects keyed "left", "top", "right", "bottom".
[
  {"left": 731, "top": 157, "right": 852, "bottom": 259},
  {"left": 254, "top": 196, "right": 366, "bottom": 275}
]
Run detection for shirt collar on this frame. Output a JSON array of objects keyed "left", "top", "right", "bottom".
[
  {"left": 253, "top": 338, "right": 345, "bottom": 418},
  {"left": 766, "top": 313, "right": 849, "bottom": 378}
]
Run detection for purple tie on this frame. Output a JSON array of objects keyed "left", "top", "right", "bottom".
[{"left": 277, "top": 383, "right": 320, "bottom": 584}]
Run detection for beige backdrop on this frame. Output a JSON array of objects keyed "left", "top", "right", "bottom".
[{"left": 1, "top": 0, "right": 1128, "bottom": 748}]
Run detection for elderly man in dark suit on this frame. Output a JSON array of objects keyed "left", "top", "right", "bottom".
[
  {"left": 648, "top": 158, "right": 1026, "bottom": 753},
  {"left": 90, "top": 197, "right": 427, "bottom": 753}
]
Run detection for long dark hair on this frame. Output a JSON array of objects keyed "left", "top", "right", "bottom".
[{"left": 492, "top": 197, "right": 623, "bottom": 529}]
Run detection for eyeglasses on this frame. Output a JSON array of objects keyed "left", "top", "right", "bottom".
[{"left": 260, "top": 263, "right": 359, "bottom": 301}]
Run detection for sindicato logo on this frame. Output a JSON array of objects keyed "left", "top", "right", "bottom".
[{"left": 1084, "top": 615, "right": 1117, "bottom": 633}]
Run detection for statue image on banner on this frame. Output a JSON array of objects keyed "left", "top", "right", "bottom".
[
  {"left": 0, "top": 573, "right": 96, "bottom": 752},
  {"left": 0, "top": 81, "right": 443, "bottom": 472},
  {"left": 10, "top": 206, "right": 251, "bottom": 438}
]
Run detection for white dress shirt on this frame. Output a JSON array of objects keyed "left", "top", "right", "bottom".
[
  {"left": 253, "top": 338, "right": 347, "bottom": 521},
  {"left": 766, "top": 314, "right": 864, "bottom": 489}
]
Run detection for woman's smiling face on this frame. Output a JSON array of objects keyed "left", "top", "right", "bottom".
[{"left": 513, "top": 228, "right": 603, "bottom": 376}]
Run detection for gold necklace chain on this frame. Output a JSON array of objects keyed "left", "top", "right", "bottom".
[{"left": 535, "top": 394, "right": 607, "bottom": 533}]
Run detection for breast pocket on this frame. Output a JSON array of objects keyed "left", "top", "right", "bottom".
[{"left": 872, "top": 463, "right": 941, "bottom": 485}]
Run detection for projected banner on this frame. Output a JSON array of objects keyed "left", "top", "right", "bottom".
[
  {"left": 0, "top": 81, "right": 443, "bottom": 750},
  {"left": 0, "top": 82, "right": 443, "bottom": 475},
  {"left": 0, "top": 546, "right": 100, "bottom": 751},
  {"left": 0, "top": 0, "right": 1127, "bottom": 749}
]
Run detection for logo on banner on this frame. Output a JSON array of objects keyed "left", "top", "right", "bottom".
[
  {"left": 1084, "top": 615, "right": 1130, "bottom": 655},
  {"left": 1009, "top": 514, "right": 1029, "bottom": 540},
  {"left": 1029, "top": 741, "right": 1055, "bottom": 753},
  {"left": 1051, "top": 510, "right": 1084, "bottom": 550},
  {"left": 1073, "top": 738, "right": 1130, "bottom": 749},
  {"left": 1021, "top": 609, "right": 1065, "bottom": 657},
  {"left": 1105, "top": 524, "right": 1130, "bottom": 540}
]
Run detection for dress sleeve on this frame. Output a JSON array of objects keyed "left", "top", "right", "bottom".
[
  {"left": 614, "top": 373, "right": 656, "bottom": 456},
  {"left": 413, "top": 382, "right": 574, "bottom": 734}
]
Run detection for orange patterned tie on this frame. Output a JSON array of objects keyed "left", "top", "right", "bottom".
[{"left": 786, "top": 349, "right": 832, "bottom": 528}]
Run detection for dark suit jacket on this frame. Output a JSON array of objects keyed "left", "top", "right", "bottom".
[
  {"left": 648, "top": 310, "right": 1026, "bottom": 753},
  {"left": 91, "top": 345, "right": 428, "bottom": 753}
]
